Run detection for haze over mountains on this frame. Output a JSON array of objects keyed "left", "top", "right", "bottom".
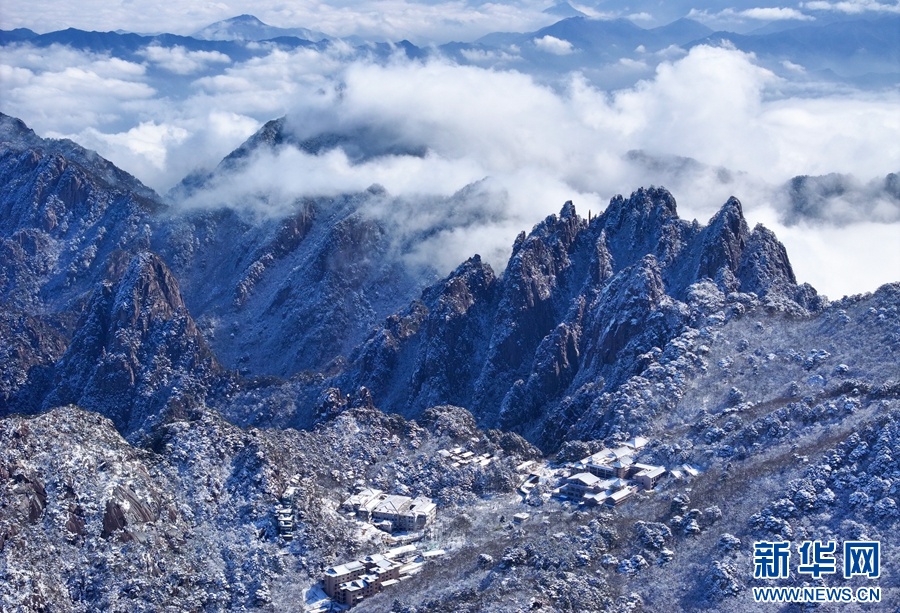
[{"left": 2, "top": 7, "right": 898, "bottom": 297}]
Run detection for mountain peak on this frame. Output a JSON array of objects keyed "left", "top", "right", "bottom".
[
  {"left": 696, "top": 196, "right": 750, "bottom": 282},
  {"left": 44, "top": 251, "right": 219, "bottom": 437},
  {"left": 229, "top": 14, "right": 267, "bottom": 25},
  {"left": 0, "top": 112, "right": 40, "bottom": 148},
  {"left": 543, "top": 2, "right": 588, "bottom": 19},
  {"left": 192, "top": 14, "right": 328, "bottom": 42}
]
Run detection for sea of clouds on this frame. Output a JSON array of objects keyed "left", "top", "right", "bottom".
[{"left": 1, "top": 5, "right": 898, "bottom": 297}]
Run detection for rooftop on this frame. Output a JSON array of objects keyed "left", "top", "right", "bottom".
[
  {"left": 568, "top": 472, "right": 602, "bottom": 486},
  {"left": 374, "top": 494, "right": 414, "bottom": 515},
  {"left": 625, "top": 436, "right": 649, "bottom": 449},
  {"left": 637, "top": 466, "right": 666, "bottom": 478},
  {"left": 326, "top": 560, "right": 365, "bottom": 576}
]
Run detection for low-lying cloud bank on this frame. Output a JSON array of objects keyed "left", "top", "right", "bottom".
[{"left": 1, "top": 38, "right": 898, "bottom": 297}]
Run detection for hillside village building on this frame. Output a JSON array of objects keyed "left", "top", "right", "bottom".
[
  {"left": 556, "top": 437, "right": 666, "bottom": 506},
  {"left": 323, "top": 546, "right": 435, "bottom": 608},
  {"left": 275, "top": 486, "right": 297, "bottom": 540},
  {"left": 343, "top": 488, "right": 436, "bottom": 533},
  {"left": 437, "top": 447, "right": 495, "bottom": 468},
  {"left": 323, "top": 556, "right": 401, "bottom": 608}
]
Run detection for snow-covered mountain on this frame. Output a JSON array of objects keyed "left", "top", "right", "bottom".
[
  {"left": 192, "top": 14, "right": 330, "bottom": 43},
  {"left": 4, "top": 13, "right": 897, "bottom": 89},
  {"left": 333, "top": 189, "right": 826, "bottom": 450},
  {"left": 1, "top": 114, "right": 898, "bottom": 611}
]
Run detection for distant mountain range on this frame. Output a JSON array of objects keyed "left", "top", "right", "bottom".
[
  {"left": 191, "top": 14, "right": 330, "bottom": 43},
  {"left": 3, "top": 13, "right": 898, "bottom": 88}
]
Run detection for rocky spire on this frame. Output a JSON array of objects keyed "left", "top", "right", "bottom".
[
  {"left": 45, "top": 252, "right": 219, "bottom": 438},
  {"left": 697, "top": 196, "right": 750, "bottom": 283}
]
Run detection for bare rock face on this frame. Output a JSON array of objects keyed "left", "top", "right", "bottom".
[
  {"left": 0, "top": 112, "right": 161, "bottom": 309},
  {"left": 44, "top": 252, "right": 220, "bottom": 438},
  {"left": 696, "top": 196, "right": 748, "bottom": 283},
  {"left": 0, "top": 114, "right": 166, "bottom": 421},
  {"left": 342, "top": 254, "right": 498, "bottom": 413},
  {"left": 0, "top": 407, "right": 192, "bottom": 610},
  {"left": 1, "top": 114, "right": 431, "bottom": 425},
  {"left": 333, "top": 188, "right": 821, "bottom": 449}
]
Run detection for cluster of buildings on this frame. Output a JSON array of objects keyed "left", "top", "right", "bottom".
[
  {"left": 276, "top": 486, "right": 297, "bottom": 540},
  {"left": 554, "top": 437, "right": 667, "bottom": 507},
  {"left": 342, "top": 488, "right": 436, "bottom": 533},
  {"left": 323, "top": 545, "right": 443, "bottom": 608},
  {"left": 437, "top": 447, "right": 495, "bottom": 468},
  {"left": 669, "top": 464, "right": 701, "bottom": 480}
]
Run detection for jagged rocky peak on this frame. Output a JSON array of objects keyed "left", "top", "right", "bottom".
[
  {"left": 528, "top": 199, "right": 585, "bottom": 245},
  {"left": 175, "top": 113, "right": 428, "bottom": 198},
  {"left": 329, "top": 186, "right": 828, "bottom": 449},
  {"left": 503, "top": 200, "right": 587, "bottom": 309},
  {"left": 0, "top": 114, "right": 166, "bottom": 315},
  {"left": 111, "top": 252, "right": 190, "bottom": 325},
  {"left": 0, "top": 113, "right": 160, "bottom": 204},
  {"left": 170, "top": 116, "right": 292, "bottom": 197},
  {"left": 45, "top": 251, "right": 219, "bottom": 437},
  {"left": 603, "top": 186, "right": 679, "bottom": 230},
  {"left": 598, "top": 186, "right": 688, "bottom": 274},
  {"left": 736, "top": 222, "right": 823, "bottom": 311},
  {"left": 0, "top": 112, "right": 42, "bottom": 149},
  {"left": 694, "top": 195, "right": 750, "bottom": 287},
  {"left": 226, "top": 116, "right": 289, "bottom": 162},
  {"left": 422, "top": 254, "right": 496, "bottom": 317}
]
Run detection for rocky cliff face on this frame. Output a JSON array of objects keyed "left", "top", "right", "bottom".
[
  {"left": 154, "top": 190, "right": 425, "bottom": 377},
  {"left": 0, "top": 114, "right": 837, "bottom": 451},
  {"left": 156, "top": 116, "right": 432, "bottom": 377},
  {"left": 335, "top": 187, "right": 822, "bottom": 449},
  {"left": 0, "top": 113, "right": 161, "bottom": 308},
  {"left": 0, "top": 114, "right": 430, "bottom": 419},
  {"left": 0, "top": 114, "right": 165, "bottom": 416},
  {"left": 43, "top": 252, "right": 220, "bottom": 438}
]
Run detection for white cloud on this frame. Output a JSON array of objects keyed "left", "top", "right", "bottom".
[
  {"left": 140, "top": 45, "right": 231, "bottom": 74},
  {"left": 533, "top": 35, "right": 575, "bottom": 55},
  {"left": 2, "top": 38, "right": 898, "bottom": 297},
  {"left": 618, "top": 57, "right": 649, "bottom": 70},
  {"left": 740, "top": 7, "right": 815, "bottom": 20},
  {"left": 459, "top": 48, "right": 521, "bottom": 63},
  {"left": 78, "top": 122, "right": 189, "bottom": 170},
  {"left": 802, "top": 0, "right": 900, "bottom": 13},
  {"left": 688, "top": 7, "right": 815, "bottom": 26},
  {"left": 0, "top": 44, "right": 155, "bottom": 133},
  {"left": 781, "top": 60, "right": 806, "bottom": 72},
  {"left": 173, "top": 47, "right": 899, "bottom": 295}
]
